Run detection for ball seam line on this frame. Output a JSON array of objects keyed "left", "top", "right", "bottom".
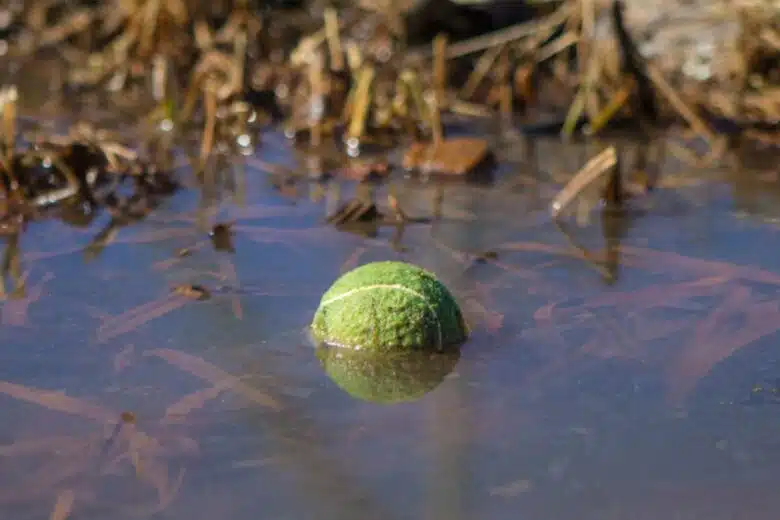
[{"left": 319, "top": 284, "right": 443, "bottom": 349}]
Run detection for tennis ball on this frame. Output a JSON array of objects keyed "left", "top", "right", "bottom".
[
  {"left": 317, "top": 347, "right": 460, "bottom": 404},
  {"left": 310, "top": 261, "right": 468, "bottom": 352}
]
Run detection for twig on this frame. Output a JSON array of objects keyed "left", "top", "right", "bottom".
[
  {"left": 551, "top": 146, "right": 618, "bottom": 218},
  {"left": 584, "top": 80, "right": 633, "bottom": 135}
]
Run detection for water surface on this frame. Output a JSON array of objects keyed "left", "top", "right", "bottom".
[{"left": 2, "top": 130, "right": 780, "bottom": 520}]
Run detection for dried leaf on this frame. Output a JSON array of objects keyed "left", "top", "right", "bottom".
[{"left": 403, "top": 138, "right": 490, "bottom": 176}]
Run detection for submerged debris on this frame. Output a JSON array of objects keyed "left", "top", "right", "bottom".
[
  {"left": 334, "top": 158, "right": 390, "bottom": 181},
  {"left": 326, "top": 198, "right": 382, "bottom": 226},
  {"left": 209, "top": 222, "right": 235, "bottom": 253},
  {"left": 171, "top": 284, "right": 211, "bottom": 301}
]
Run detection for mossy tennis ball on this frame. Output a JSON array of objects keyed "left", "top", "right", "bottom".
[
  {"left": 317, "top": 347, "right": 460, "bottom": 404},
  {"left": 310, "top": 261, "right": 467, "bottom": 352}
]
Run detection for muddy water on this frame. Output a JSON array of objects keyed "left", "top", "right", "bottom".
[{"left": 1, "top": 127, "right": 780, "bottom": 520}]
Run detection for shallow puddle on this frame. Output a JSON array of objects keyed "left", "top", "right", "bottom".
[{"left": 1, "top": 128, "right": 780, "bottom": 520}]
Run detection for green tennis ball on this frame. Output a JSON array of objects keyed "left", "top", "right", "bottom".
[
  {"left": 317, "top": 347, "right": 460, "bottom": 404},
  {"left": 310, "top": 261, "right": 468, "bottom": 352}
]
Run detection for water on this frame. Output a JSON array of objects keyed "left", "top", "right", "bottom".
[{"left": 2, "top": 128, "right": 780, "bottom": 520}]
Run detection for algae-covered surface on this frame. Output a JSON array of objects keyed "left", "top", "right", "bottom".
[
  {"left": 2, "top": 125, "right": 780, "bottom": 520},
  {"left": 311, "top": 261, "right": 468, "bottom": 352}
]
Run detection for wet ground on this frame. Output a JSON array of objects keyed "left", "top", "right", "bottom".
[{"left": 2, "top": 123, "right": 780, "bottom": 520}]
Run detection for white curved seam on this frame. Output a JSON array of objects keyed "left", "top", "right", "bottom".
[{"left": 320, "top": 284, "right": 442, "bottom": 348}]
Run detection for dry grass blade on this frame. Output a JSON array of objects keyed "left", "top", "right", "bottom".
[
  {"left": 433, "top": 33, "right": 448, "bottom": 97},
  {"left": 324, "top": 7, "right": 344, "bottom": 72},
  {"left": 401, "top": 69, "right": 431, "bottom": 129},
  {"left": 646, "top": 64, "right": 717, "bottom": 143},
  {"left": 496, "top": 48, "right": 513, "bottom": 126},
  {"left": 291, "top": 29, "right": 328, "bottom": 67},
  {"left": 460, "top": 43, "right": 506, "bottom": 100},
  {"left": 346, "top": 65, "right": 375, "bottom": 144},
  {"left": 579, "top": 0, "right": 596, "bottom": 68},
  {"left": 551, "top": 146, "right": 618, "bottom": 218},
  {"left": 561, "top": 87, "right": 586, "bottom": 139},
  {"left": 584, "top": 80, "right": 633, "bottom": 135},
  {"left": 535, "top": 30, "right": 579, "bottom": 62},
  {"left": 0, "top": 93, "right": 16, "bottom": 150},
  {"left": 416, "top": 1, "right": 573, "bottom": 60},
  {"left": 38, "top": 10, "right": 93, "bottom": 47}
]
